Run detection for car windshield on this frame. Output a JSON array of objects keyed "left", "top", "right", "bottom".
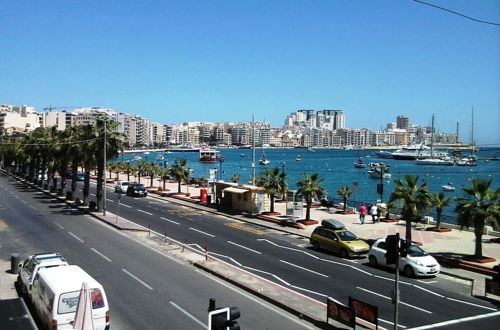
[
  {"left": 122, "top": 182, "right": 130, "bottom": 186},
  {"left": 408, "top": 245, "right": 428, "bottom": 257},
  {"left": 337, "top": 231, "right": 358, "bottom": 241},
  {"left": 132, "top": 184, "right": 144, "bottom": 189}
]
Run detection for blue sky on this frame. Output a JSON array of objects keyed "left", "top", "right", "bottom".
[{"left": 1, "top": 0, "right": 499, "bottom": 145}]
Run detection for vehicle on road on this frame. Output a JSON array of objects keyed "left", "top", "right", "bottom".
[
  {"left": 310, "top": 220, "right": 370, "bottom": 258},
  {"left": 114, "top": 180, "right": 130, "bottom": 193},
  {"left": 368, "top": 238, "right": 441, "bottom": 277},
  {"left": 17, "top": 253, "right": 69, "bottom": 299},
  {"left": 66, "top": 171, "right": 85, "bottom": 181},
  {"left": 32, "top": 265, "right": 110, "bottom": 330},
  {"left": 126, "top": 183, "right": 147, "bottom": 197}
]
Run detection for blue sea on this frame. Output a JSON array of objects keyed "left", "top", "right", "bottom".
[{"left": 114, "top": 148, "right": 500, "bottom": 224}]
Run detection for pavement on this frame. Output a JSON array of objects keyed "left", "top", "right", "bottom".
[{"left": 1, "top": 170, "right": 499, "bottom": 329}]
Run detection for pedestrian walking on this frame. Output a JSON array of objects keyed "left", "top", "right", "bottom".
[
  {"left": 370, "top": 204, "right": 378, "bottom": 223},
  {"left": 359, "top": 203, "right": 367, "bottom": 224}
]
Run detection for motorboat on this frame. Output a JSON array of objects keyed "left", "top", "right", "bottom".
[
  {"left": 354, "top": 158, "right": 365, "bottom": 168},
  {"left": 295, "top": 155, "right": 302, "bottom": 161},
  {"left": 199, "top": 149, "right": 220, "bottom": 163},
  {"left": 416, "top": 157, "right": 454, "bottom": 166},
  {"left": 442, "top": 185, "right": 455, "bottom": 192},
  {"left": 133, "top": 156, "right": 142, "bottom": 161},
  {"left": 367, "top": 162, "right": 391, "bottom": 179},
  {"left": 375, "top": 150, "right": 393, "bottom": 159},
  {"left": 259, "top": 154, "right": 270, "bottom": 165},
  {"left": 156, "top": 154, "right": 164, "bottom": 160}
]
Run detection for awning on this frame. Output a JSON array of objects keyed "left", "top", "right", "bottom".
[{"left": 224, "top": 187, "right": 249, "bottom": 194}]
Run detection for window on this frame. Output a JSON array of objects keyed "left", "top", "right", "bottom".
[
  {"left": 337, "top": 231, "right": 358, "bottom": 241},
  {"left": 377, "top": 242, "right": 387, "bottom": 250}
]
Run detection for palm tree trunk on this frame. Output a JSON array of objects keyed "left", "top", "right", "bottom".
[
  {"left": 305, "top": 200, "right": 311, "bottom": 220},
  {"left": 163, "top": 178, "right": 166, "bottom": 190},
  {"left": 96, "top": 158, "right": 104, "bottom": 212},
  {"left": 127, "top": 171, "right": 130, "bottom": 181},
  {"left": 150, "top": 175, "right": 153, "bottom": 187},
  {"left": 343, "top": 197, "right": 347, "bottom": 212},
  {"left": 405, "top": 218, "right": 412, "bottom": 241},
  {"left": 69, "top": 162, "right": 78, "bottom": 200},
  {"left": 270, "top": 194, "right": 275, "bottom": 213},
  {"left": 83, "top": 169, "right": 91, "bottom": 206},
  {"left": 436, "top": 210, "right": 442, "bottom": 229},
  {"left": 474, "top": 227, "right": 483, "bottom": 259},
  {"left": 178, "top": 180, "right": 181, "bottom": 193}
]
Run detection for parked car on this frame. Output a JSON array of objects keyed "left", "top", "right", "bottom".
[
  {"left": 32, "top": 265, "right": 110, "bottom": 330},
  {"left": 66, "top": 171, "right": 85, "bottom": 181},
  {"left": 368, "top": 238, "right": 441, "bottom": 277},
  {"left": 126, "top": 183, "right": 147, "bottom": 197},
  {"left": 310, "top": 220, "right": 370, "bottom": 258},
  {"left": 114, "top": 180, "right": 130, "bottom": 193},
  {"left": 17, "top": 253, "right": 69, "bottom": 299}
]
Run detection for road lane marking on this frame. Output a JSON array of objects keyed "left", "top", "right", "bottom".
[
  {"left": 106, "top": 198, "right": 114, "bottom": 202},
  {"left": 160, "top": 217, "right": 180, "bottom": 225},
  {"left": 122, "top": 269, "right": 153, "bottom": 290},
  {"left": 54, "top": 222, "right": 64, "bottom": 229},
  {"left": 417, "top": 280, "right": 437, "bottom": 284},
  {"left": 90, "top": 193, "right": 96, "bottom": 196},
  {"left": 444, "top": 297, "right": 496, "bottom": 311},
  {"left": 137, "top": 209, "right": 153, "bottom": 215},
  {"left": 407, "top": 310, "right": 500, "bottom": 329},
  {"left": 279, "top": 260, "right": 329, "bottom": 278},
  {"left": 357, "top": 287, "right": 432, "bottom": 314},
  {"left": 189, "top": 227, "right": 215, "bottom": 237},
  {"left": 68, "top": 232, "right": 84, "bottom": 243},
  {"left": 121, "top": 203, "right": 132, "bottom": 208},
  {"left": 91, "top": 248, "right": 112, "bottom": 262},
  {"left": 227, "top": 241, "right": 262, "bottom": 254},
  {"left": 169, "top": 301, "right": 206, "bottom": 328},
  {"left": 378, "top": 318, "right": 407, "bottom": 328}
]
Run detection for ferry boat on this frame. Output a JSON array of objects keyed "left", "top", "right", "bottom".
[{"left": 199, "top": 149, "right": 220, "bottom": 163}]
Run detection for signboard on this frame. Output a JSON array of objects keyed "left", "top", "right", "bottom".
[
  {"left": 348, "top": 296, "right": 378, "bottom": 328},
  {"left": 326, "top": 298, "right": 355, "bottom": 328},
  {"left": 485, "top": 279, "right": 500, "bottom": 296}
]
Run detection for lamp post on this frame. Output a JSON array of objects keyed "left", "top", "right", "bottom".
[
  {"left": 218, "top": 156, "right": 224, "bottom": 181},
  {"left": 281, "top": 161, "right": 285, "bottom": 175}
]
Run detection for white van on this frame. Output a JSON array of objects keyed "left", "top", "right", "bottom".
[{"left": 31, "top": 265, "right": 110, "bottom": 330}]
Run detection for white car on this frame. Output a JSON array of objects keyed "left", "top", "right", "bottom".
[
  {"left": 368, "top": 238, "right": 440, "bottom": 277},
  {"left": 114, "top": 180, "right": 130, "bottom": 193},
  {"left": 17, "top": 253, "right": 69, "bottom": 299}
]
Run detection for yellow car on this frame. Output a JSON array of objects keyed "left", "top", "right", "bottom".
[{"left": 310, "top": 223, "right": 370, "bottom": 258}]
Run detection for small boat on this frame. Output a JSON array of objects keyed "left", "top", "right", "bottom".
[
  {"left": 354, "top": 158, "right": 365, "bottom": 168},
  {"left": 143, "top": 151, "right": 150, "bottom": 155},
  {"left": 307, "top": 147, "right": 315, "bottom": 152},
  {"left": 442, "top": 185, "right": 455, "bottom": 192},
  {"left": 199, "top": 149, "right": 220, "bottom": 163},
  {"left": 368, "top": 162, "right": 391, "bottom": 179},
  {"left": 259, "top": 155, "right": 270, "bottom": 165},
  {"left": 416, "top": 157, "right": 455, "bottom": 166},
  {"left": 240, "top": 154, "right": 245, "bottom": 157},
  {"left": 133, "top": 156, "right": 142, "bottom": 161},
  {"left": 156, "top": 154, "right": 165, "bottom": 160},
  {"left": 165, "top": 151, "right": 173, "bottom": 155},
  {"left": 295, "top": 155, "right": 302, "bottom": 161}
]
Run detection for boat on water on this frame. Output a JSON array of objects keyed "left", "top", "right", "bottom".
[
  {"left": 295, "top": 155, "right": 302, "bottom": 161},
  {"left": 156, "top": 154, "right": 164, "bottom": 160},
  {"left": 375, "top": 150, "right": 393, "bottom": 159},
  {"left": 307, "top": 147, "right": 315, "bottom": 152},
  {"left": 199, "top": 149, "right": 220, "bottom": 163},
  {"left": 165, "top": 151, "right": 173, "bottom": 154},
  {"left": 354, "top": 158, "right": 365, "bottom": 168},
  {"left": 133, "top": 156, "right": 142, "bottom": 161},
  {"left": 367, "top": 162, "right": 391, "bottom": 179},
  {"left": 259, "top": 154, "right": 270, "bottom": 165},
  {"left": 391, "top": 144, "right": 449, "bottom": 160},
  {"left": 416, "top": 157, "right": 455, "bottom": 166},
  {"left": 442, "top": 185, "right": 455, "bottom": 192},
  {"left": 238, "top": 144, "right": 252, "bottom": 149}
]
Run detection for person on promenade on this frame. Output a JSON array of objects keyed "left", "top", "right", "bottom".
[
  {"left": 370, "top": 204, "right": 378, "bottom": 223},
  {"left": 359, "top": 203, "right": 367, "bottom": 224}
]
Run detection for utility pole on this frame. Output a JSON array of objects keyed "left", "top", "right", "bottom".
[{"left": 103, "top": 120, "right": 107, "bottom": 216}]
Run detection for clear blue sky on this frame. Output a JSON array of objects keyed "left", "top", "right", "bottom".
[{"left": 1, "top": 0, "right": 499, "bottom": 145}]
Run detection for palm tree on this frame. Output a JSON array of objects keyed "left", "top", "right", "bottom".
[
  {"left": 337, "top": 185, "right": 353, "bottom": 213},
  {"left": 230, "top": 174, "right": 241, "bottom": 183},
  {"left": 169, "top": 159, "right": 190, "bottom": 193},
  {"left": 157, "top": 167, "right": 170, "bottom": 190},
  {"left": 122, "top": 161, "right": 133, "bottom": 181},
  {"left": 455, "top": 178, "right": 500, "bottom": 259},
  {"left": 256, "top": 167, "right": 287, "bottom": 213},
  {"left": 389, "top": 175, "right": 432, "bottom": 241},
  {"left": 147, "top": 162, "right": 159, "bottom": 187},
  {"left": 296, "top": 172, "right": 326, "bottom": 221},
  {"left": 137, "top": 160, "right": 149, "bottom": 184},
  {"left": 430, "top": 192, "right": 451, "bottom": 229}
]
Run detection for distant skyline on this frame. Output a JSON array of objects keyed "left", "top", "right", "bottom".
[{"left": 2, "top": 1, "right": 499, "bottom": 145}]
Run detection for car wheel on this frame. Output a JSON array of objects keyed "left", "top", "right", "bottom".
[
  {"left": 312, "top": 241, "right": 320, "bottom": 251},
  {"left": 369, "top": 255, "right": 378, "bottom": 267},
  {"left": 340, "top": 248, "right": 348, "bottom": 258},
  {"left": 404, "top": 265, "right": 415, "bottom": 277}
]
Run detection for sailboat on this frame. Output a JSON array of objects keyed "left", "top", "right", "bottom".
[
  {"left": 354, "top": 150, "right": 365, "bottom": 168},
  {"left": 416, "top": 115, "right": 454, "bottom": 166},
  {"left": 258, "top": 148, "right": 270, "bottom": 165}
]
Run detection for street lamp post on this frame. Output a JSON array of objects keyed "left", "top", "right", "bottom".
[
  {"left": 218, "top": 157, "right": 224, "bottom": 181},
  {"left": 103, "top": 120, "right": 107, "bottom": 216},
  {"left": 281, "top": 161, "right": 285, "bottom": 175}
]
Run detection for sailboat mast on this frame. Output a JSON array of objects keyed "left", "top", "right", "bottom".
[
  {"left": 430, "top": 114, "right": 434, "bottom": 158},
  {"left": 471, "top": 106, "right": 475, "bottom": 155},
  {"left": 252, "top": 115, "right": 256, "bottom": 184}
]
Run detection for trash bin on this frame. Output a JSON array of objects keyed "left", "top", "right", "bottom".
[
  {"left": 11, "top": 254, "right": 20, "bottom": 274},
  {"left": 200, "top": 188, "right": 208, "bottom": 203}
]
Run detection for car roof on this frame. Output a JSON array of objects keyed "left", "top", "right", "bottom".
[{"left": 38, "top": 265, "right": 104, "bottom": 293}]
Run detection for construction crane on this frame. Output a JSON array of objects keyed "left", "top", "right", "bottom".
[{"left": 43, "top": 105, "right": 81, "bottom": 112}]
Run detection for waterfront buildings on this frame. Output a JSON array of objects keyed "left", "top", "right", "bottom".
[{"left": 0, "top": 104, "right": 463, "bottom": 149}]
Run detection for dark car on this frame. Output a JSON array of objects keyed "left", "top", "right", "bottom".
[
  {"left": 66, "top": 171, "right": 85, "bottom": 181},
  {"left": 126, "top": 184, "right": 147, "bottom": 197}
]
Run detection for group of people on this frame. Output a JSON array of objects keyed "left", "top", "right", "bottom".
[{"left": 358, "top": 203, "right": 382, "bottom": 224}]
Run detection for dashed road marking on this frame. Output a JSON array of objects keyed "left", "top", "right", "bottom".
[
  {"left": 137, "top": 209, "right": 153, "bottom": 215},
  {"left": 169, "top": 301, "right": 206, "bottom": 328},
  {"left": 160, "top": 217, "right": 180, "bottom": 225},
  {"left": 91, "top": 248, "right": 112, "bottom": 262},
  {"left": 189, "top": 227, "right": 215, "bottom": 237},
  {"left": 68, "top": 232, "right": 84, "bottom": 243},
  {"left": 122, "top": 269, "right": 153, "bottom": 290}
]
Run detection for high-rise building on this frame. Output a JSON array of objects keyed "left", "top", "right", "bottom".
[{"left": 396, "top": 115, "right": 410, "bottom": 129}]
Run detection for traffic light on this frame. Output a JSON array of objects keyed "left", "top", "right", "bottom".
[
  {"left": 385, "top": 233, "right": 400, "bottom": 265},
  {"left": 399, "top": 239, "right": 410, "bottom": 258},
  {"left": 208, "top": 306, "right": 240, "bottom": 330}
]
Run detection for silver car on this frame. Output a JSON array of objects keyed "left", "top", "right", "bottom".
[{"left": 114, "top": 180, "right": 130, "bottom": 193}]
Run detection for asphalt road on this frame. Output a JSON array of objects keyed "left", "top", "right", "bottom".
[
  {"left": 0, "top": 174, "right": 317, "bottom": 330},
  {"left": 90, "top": 179, "right": 500, "bottom": 329}
]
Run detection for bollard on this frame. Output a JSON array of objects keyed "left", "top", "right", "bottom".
[
  {"left": 164, "top": 233, "right": 167, "bottom": 243},
  {"left": 11, "top": 254, "right": 20, "bottom": 274},
  {"left": 182, "top": 239, "right": 187, "bottom": 252},
  {"left": 204, "top": 245, "right": 208, "bottom": 261},
  {"left": 148, "top": 224, "right": 151, "bottom": 237}
]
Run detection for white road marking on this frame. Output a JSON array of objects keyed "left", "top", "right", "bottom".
[
  {"left": 357, "top": 287, "right": 432, "bottom": 314},
  {"left": 160, "top": 217, "right": 180, "bottom": 225},
  {"left": 121, "top": 203, "right": 132, "bottom": 208},
  {"left": 122, "top": 269, "right": 153, "bottom": 290},
  {"left": 279, "top": 260, "right": 329, "bottom": 278},
  {"left": 417, "top": 280, "right": 437, "bottom": 284},
  {"left": 378, "top": 318, "right": 407, "bottom": 328},
  {"left": 106, "top": 198, "right": 114, "bottom": 202},
  {"left": 227, "top": 241, "right": 262, "bottom": 254},
  {"left": 189, "top": 227, "right": 215, "bottom": 237},
  {"left": 444, "top": 297, "right": 496, "bottom": 311},
  {"left": 54, "top": 222, "right": 64, "bottom": 229},
  {"left": 137, "top": 209, "right": 153, "bottom": 215},
  {"left": 91, "top": 248, "right": 112, "bottom": 262},
  {"left": 90, "top": 193, "right": 96, "bottom": 196},
  {"left": 68, "top": 232, "right": 84, "bottom": 243},
  {"left": 407, "top": 311, "right": 500, "bottom": 329},
  {"left": 169, "top": 301, "right": 206, "bottom": 328}
]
